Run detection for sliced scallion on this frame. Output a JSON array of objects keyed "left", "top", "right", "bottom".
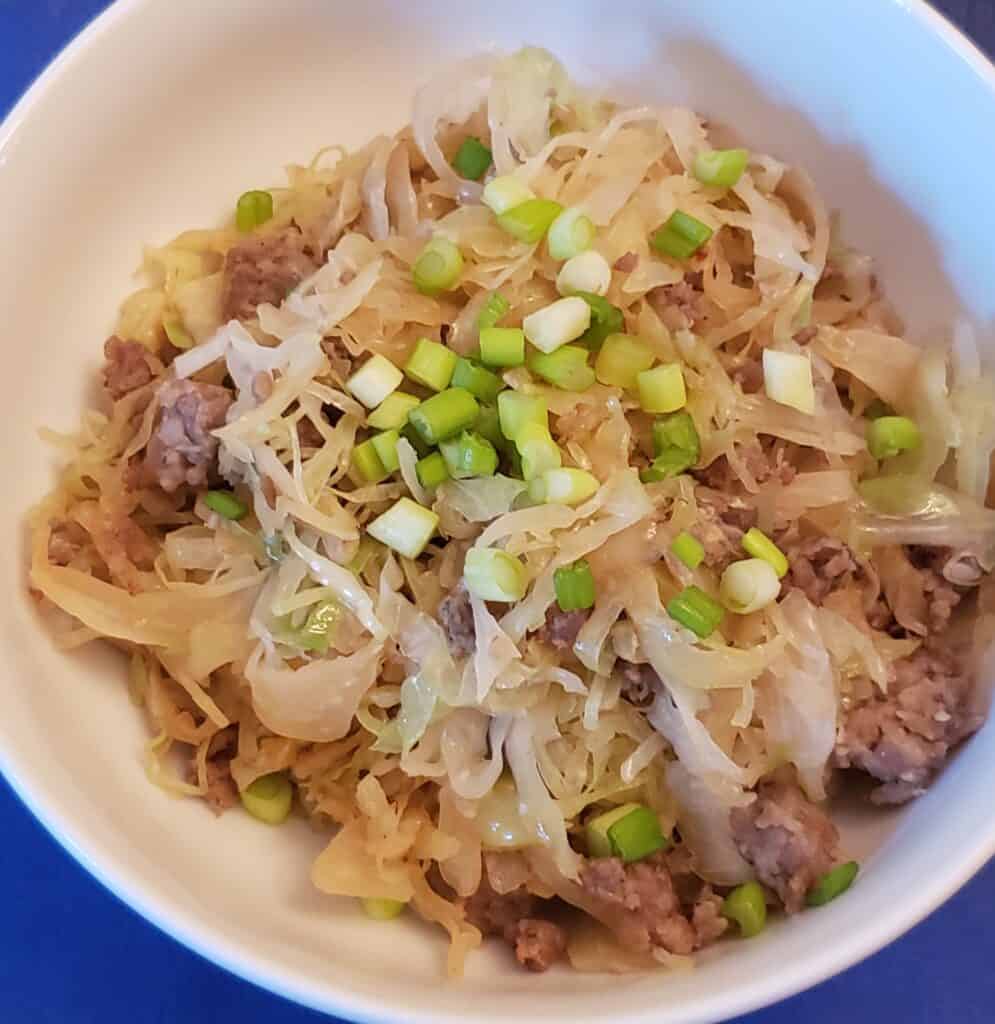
[
  {"left": 666, "top": 585, "right": 724, "bottom": 638},
  {"left": 693, "top": 148, "right": 749, "bottom": 189},
  {"left": 554, "top": 559, "right": 596, "bottom": 612},
  {"left": 412, "top": 236, "right": 464, "bottom": 296},
  {"left": 867, "top": 415, "right": 921, "bottom": 460},
  {"left": 479, "top": 326, "right": 526, "bottom": 368},
  {"left": 451, "top": 357, "right": 504, "bottom": 403},
  {"left": 440, "top": 430, "right": 499, "bottom": 479},
  {"left": 346, "top": 353, "right": 404, "bottom": 410},
  {"left": 741, "top": 527, "right": 789, "bottom": 578},
  {"left": 497, "top": 198, "right": 564, "bottom": 244},
  {"left": 464, "top": 547, "right": 528, "bottom": 602},
  {"left": 452, "top": 136, "right": 492, "bottom": 181},
  {"left": 204, "top": 490, "right": 248, "bottom": 521},
  {"left": 235, "top": 190, "right": 274, "bottom": 232},
  {"left": 650, "top": 210, "right": 714, "bottom": 261},
  {"left": 404, "top": 337, "right": 457, "bottom": 392},
  {"left": 240, "top": 772, "right": 293, "bottom": 824},
  {"left": 594, "top": 333, "right": 654, "bottom": 388},
  {"left": 527, "top": 345, "right": 596, "bottom": 391},
  {"left": 671, "top": 531, "right": 704, "bottom": 569},
  {"left": 637, "top": 363, "right": 687, "bottom": 413},
  {"left": 547, "top": 206, "right": 596, "bottom": 261},
  {"left": 366, "top": 497, "right": 439, "bottom": 559},
  {"left": 407, "top": 387, "right": 479, "bottom": 445}
]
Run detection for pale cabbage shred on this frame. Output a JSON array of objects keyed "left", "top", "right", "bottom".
[{"left": 27, "top": 46, "right": 995, "bottom": 976}]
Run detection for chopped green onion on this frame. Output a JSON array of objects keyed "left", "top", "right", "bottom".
[
  {"left": 857, "top": 474, "right": 928, "bottom": 515},
  {"left": 407, "top": 387, "right": 479, "bottom": 445},
  {"left": 547, "top": 206, "right": 596, "bottom": 261},
  {"left": 464, "top": 547, "right": 528, "bottom": 602},
  {"left": 361, "top": 897, "right": 407, "bottom": 921},
  {"left": 637, "top": 363, "right": 687, "bottom": 413},
  {"left": 351, "top": 438, "right": 390, "bottom": 483},
  {"left": 412, "top": 236, "right": 464, "bottom": 296},
  {"left": 807, "top": 861, "right": 859, "bottom": 906},
  {"left": 527, "top": 345, "right": 596, "bottom": 391},
  {"left": 235, "top": 190, "right": 274, "bottom": 232},
  {"left": 594, "top": 333, "right": 654, "bottom": 388},
  {"left": 204, "top": 490, "right": 248, "bottom": 521},
  {"left": 440, "top": 430, "right": 499, "bottom": 479},
  {"left": 240, "top": 772, "right": 293, "bottom": 824},
  {"left": 666, "top": 585, "right": 724, "bottom": 638},
  {"left": 586, "top": 803, "right": 667, "bottom": 863},
  {"left": 516, "top": 423, "right": 562, "bottom": 480},
  {"left": 479, "top": 326, "right": 526, "bottom": 368},
  {"left": 723, "top": 882, "right": 767, "bottom": 938},
  {"left": 482, "top": 175, "right": 536, "bottom": 216},
  {"left": 864, "top": 398, "right": 894, "bottom": 420},
  {"left": 530, "top": 467, "right": 600, "bottom": 506},
  {"left": 497, "top": 391, "right": 548, "bottom": 442},
  {"left": 497, "top": 198, "right": 564, "bottom": 244},
  {"left": 639, "top": 448, "right": 696, "bottom": 482},
  {"left": 451, "top": 357, "right": 504, "bottom": 403},
  {"left": 763, "top": 349, "right": 815, "bottom": 415},
  {"left": 163, "top": 316, "right": 194, "bottom": 350},
  {"left": 473, "top": 404, "right": 505, "bottom": 450},
  {"left": 720, "top": 558, "right": 782, "bottom": 614},
  {"left": 367, "top": 392, "right": 421, "bottom": 431},
  {"left": 671, "top": 531, "right": 704, "bottom": 569},
  {"left": 400, "top": 421, "right": 433, "bottom": 457},
  {"left": 452, "top": 136, "right": 492, "bottom": 180},
  {"left": 523, "top": 296, "right": 592, "bottom": 354},
  {"left": 554, "top": 559, "right": 596, "bottom": 611},
  {"left": 867, "top": 415, "right": 921, "bottom": 460},
  {"left": 370, "top": 430, "right": 401, "bottom": 473},
  {"left": 653, "top": 411, "right": 701, "bottom": 461},
  {"left": 415, "top": 451, "right": 450, "bottom": 490},
  {"left": 556, "top": 250, "right": 612, "bottom": 297},
  {"left": 366, "top": 497, "right": 439, "bottom": 559},
  {"left": 295, "top": 600, "right": 341, "bottom": 654},
  {"left": 477, "top": 292, "right": 510, "bottom": 331},
  {"left": 693, "top": 148, "right": 749, "bottom": 189},
  {"left": 650, "top": 210, "right": 714, "bottom": 261},
  {"left": 741, "top": 527, "right": 789, "bottom": 578},
  {"left": 346, "top": 353, "right": 404, "bottom": 410},
  {"left": 404, "top": 337, "right": 457, "bottom": 392},
  {"left": 575, "top": 293, "right": 624, "bottom": 351}
]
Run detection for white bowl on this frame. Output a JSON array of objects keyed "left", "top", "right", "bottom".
[{"left": 3, "top": 1, "right": 994, "bottom": 1021}]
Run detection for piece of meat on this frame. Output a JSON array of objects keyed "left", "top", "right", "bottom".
[
  {"left": 794, "top": 325, "right": 818, "bottom": 345},
  {"left": 730, "top": 780, "right": 839, "bottom": 913},
  {"left": 782, "top": 534, "right": 859, "bottom": 606},
  {"left": 221, "top": 226, "right": 320, "bottom": 322},
  {"left": 618, "top": 661, "right": 659, "bottom": 708},
  {"left": 321, "top": 336, "right": 353, "bottom": 381},
  {"left": 648, "top": 273, "right": 705, "bottom": 329},
  {"left": 71, "top": 500, "right": 157, "bottom": 592},
  {"left": 613, "top": 251, "right": 639, "bottom": 273},
  {"left": 510, "top": 918, "right": 567, "bottom": 972},
  {"left": 691, "top": 887, "right": 730, "bottom": 947},
  {"left": 47, "top": 520, "right": 88, "bottom": 566},
  {"left": 834, "top": 645, "right": 980, "bottom": 804},
  {"left": 870, "top": 545, "right": 964, "bottom": 636},
  {"left": 694, "top": 491, "right": 758, "bottom": 571},
  {"left": 537, "top": 607, "right": 589, "bottom": 651},
  {"left": 198, "top": 729, "right": 239, "bottom": 815},
  {"left": 438, "top": 583, "right": 475, "bottom": 657},
  {"left": 102, "top": 336, "right": 160, "bottom": 400},
  {"left": 732, "top": 358, "right": 764, "bottom": 395},
  {"left": 142, "top": 379, "right": 233, "bottom": 493}
]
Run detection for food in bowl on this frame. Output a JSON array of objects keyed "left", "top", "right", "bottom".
[{"left": 28, "top": 47, "right": 995, "bottom": 975}]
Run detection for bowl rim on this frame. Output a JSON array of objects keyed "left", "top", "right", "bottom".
[{"left": 3, "top": 1, "right": 995, "bottom": 1021}]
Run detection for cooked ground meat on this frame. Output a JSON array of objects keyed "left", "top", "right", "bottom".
[
  {"left": 538, "top": 607, "right": 589, "bottom": 651},
  {"left": 196, "top": 729, "right": 239, "bottom": 815},
  {"left": 618, "top": 660, "right": 660, "bottom": 708},
  {"left": 732, "top": 358, "right": 764, "bottom": 394},
  {"left": 321, "top": 336, "right": 353, "bottom": 380},
  {"left": 510, "top": 919, "right": 567, "bottom": 972},
  {"left": 437, "top": 583, "right": 475, "bottom": 657},
  {"left": 47, "top": 520, "right": 88, "bottom": 566},
  {"left": 698, "top": 441, "right": 795, "bottom": 490},
  {"left": 782, "top": 534, "right": 859, "bottom": 606},
  {"left": 834, "top": 646, "right": 980, "bottom": 804},
  {"left": 142, "top": 379, "right": 233, "bottom": 493},
  {"left": 102, "top": 336, "right": 159, "bottom": 400},
  {"left": 221, "top": 226, "right": 320, "bottom": 322},
  {"left": 648, "top": 273, "right": 705, "bottom": 329},
  {"left": 869, "top": 545, "right": 963, "bottom": 636},
  {"left": 694, "top": 491, "right": 758, "bottom": 571},
  {"left": 730, "top": 780, "right": 838, "bottom": 913},
  {"left": 691, "top": 887, "right": 730, "bottom": 946},
  {"left": 613, "top": 251, "right": 639, "bottom": 273}
]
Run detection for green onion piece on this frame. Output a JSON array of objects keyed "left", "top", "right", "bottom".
[
  {"left": 366, "top": 497, "right": 439, "bottom": 559},
  {"left": 415, "top": 451, "right": 450, "bottom": 490},
  {"left": 650, "top": 210, "right": 714, "bottom": 261},
  {"left": 666, "top": 585, "right": 724, "bottom": 638},
  {"left": 497, "top": 198, "right": 564, "bottom": 244},
  {"left": 556, "top": 251, "right": 612, "bottom": 297},
  {"left": 163, "top": 316, "right": 194, "bottom": 350},
  {"left": 864, "top": 398, "right": 894, "bottom": 420},
  {"left": 693, "top": 148, "right": 749, "bottom": 189},
  {"left": 639, "top": 448, "right": 696, "bottom": 482},
  {"left": 807, "top": 861, "right": 859, "bottom": 907},
  {"left": 451, "top": 357, "right": 504, "bottom": 403},
  {"left": 586, "top": 803, "right": 639, "bottom": 858},
  {"left": 516, "top": 423, "right": 562, "bottom": 480},
  {"left": 653, "top": 411, "right": 701, "bottom": 461},
  {"left": 346, "top": 353, "right": 404, "bottom": 410},
  {"left": 473, "top": 404, "right": 505, "bottom": 450},
  {"left": 407, "top": 387, "right": 479, "bottom": 445},
  {"left": 296, "top": 600, "right": 341, "bottom": 654},
  {"left": 367, "top": 392, "right": 421, "bottom": 431},
  {"left": 361, "top": 897, "right": 407, "bottom": 921},
  {"left": 637, "top": 363, "right": 687, "bottom": 413},
  {"left": 464, "top": 547, "right": 528, "bottom": 602},
  {"left": 404, "top": 337, "right": 458, "bottom": 392},
  {"left": 547, "top": 206, "right": 596, "bottom": 261},
  {"left": 523, "top": 296, "right": 591, "bottom": 354},
  {"left": 351, "top": 438, "right": 389, "bottom": 483},
  {"left": 554, "top": 559, "right": 596, "bottom": 611},
  {"left": 235, "top": 190, "right": 274, "bottom": 232},
  {"left": 530, "top": 467, "right": 600, "bottom": 506},
  {"left": 857, "top": 474, "right": 928, "bottom": 515},
  {"left": 452, "top": 136, "right": 492, "bottom": 181},
  {"left": 720, "top": 558, "right": 782, "bottom": 614},
  {"left": 482, "top": 175, "right": 535, "bottom": 215},
  {"left": 671, "top": 531, "right": 704, "bottom": 569},
  {"left": 586, "top": 803, "right": 667, "bottom": 863},
  {"left": 741, "top": 527, "right": 789, "bottom": 578},
  {"left": 479, "top": 326, "right": 526, "bottom": 368},
  {"left": 240, "top": 772, "right": 293, "bottom": 824},
  {"left": 400, "top": 421, "right": 433, "bottom": 458},
  {"left": 527, "top": 345, "right": 596, "bottom": 391},
  {"left": 204, "top": 490, "right": 248, "bottom": 521},
  {"left": 440, "top": 430, "right": 499, "bottom": 479},
  {"left": 477, "top": 292, "right": 510, "bottom": 331},
  {"left": 723, "top": 882, "right": 767, "bottom": 938},
  {"left": 594, "top": 333, "right": 655, "bottom": 388},
  {"left": 763, "top": 349, "right": 815, "bottom": 415},
  {"left": 412, "top": 236, "right": 464, "bottom": 296},
  {"left": 497, "top": 391, "right": 548, "bottom": 442},
  {"left": 867, "top": 415, "right": 921, "bottom": 460},
  {"left": 370, "top": 429, "right": 401, "bottom": 473},
  {"left": 575, "top": 292, "right": 624, "bottom": 351}
]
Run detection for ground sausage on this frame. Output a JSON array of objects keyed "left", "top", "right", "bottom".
[
  {"left": 834, "top": 646, "right": 980, "bottom": 804},
  {"left": 782, "top": 534, "right": 859, "bottom": 606},
  {"left": 102, "top": 336, "right": 159, "bottom": 400},
  {"left": 221, "top": 226, "right": 320, "bottom": 322},
  {"left": 648, "top": 274, "right": 705, "bottom": 329},
  {"left": 869, "top": 545, "right": 964, "bottom": 636},
  {"left": 538, "top": 607, "right": 589, "bottom": 651},
  {"left": 730, "top": 780, "right": 838, "bottom": 913},
  {"left": 618, "top": 661, "right": 660, "bottom": 708},
  {"left": 691, "top": 887, "right": 730, "bottom": 946},
  {"left": 694, "top": 491, "right": 758, "bottom": 572},
  {"left": 438, "top": 583, "right": 475, "bottom": 657},
  {"left": 47, "top": 520, "right": 89, "bottom": 566},
  {"left": 143, "top": 379, "right": 233, "bottom": 493},
  {"left": 510, "top": 919, "right": 568, "bottom": 972}
]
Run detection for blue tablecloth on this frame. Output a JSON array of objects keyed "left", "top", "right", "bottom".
[{"left": 2, "top": 2, "right": 992, "bottom": 1021}]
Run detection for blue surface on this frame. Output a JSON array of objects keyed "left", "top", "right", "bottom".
[{"left": 2, "top": 2, "right": 994, "bottom": 1022}]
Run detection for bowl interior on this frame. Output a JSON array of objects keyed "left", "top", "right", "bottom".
[{"left": 2, "top": 1, "right": 995, "bottom": 1022}]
